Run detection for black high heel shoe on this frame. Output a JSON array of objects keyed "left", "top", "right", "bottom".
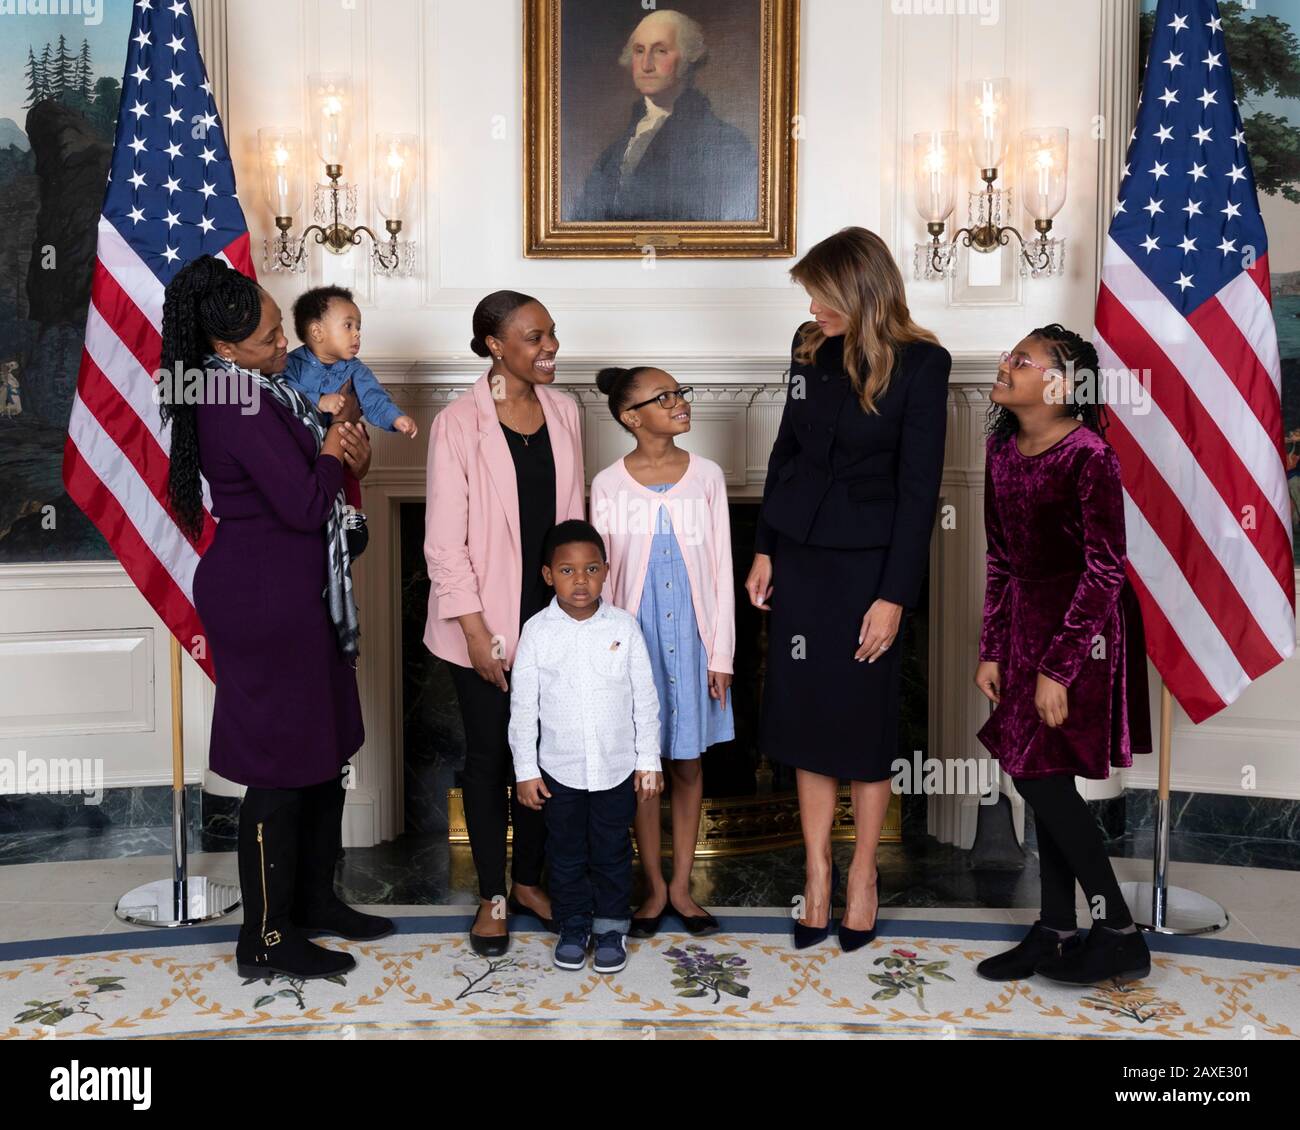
[
  {"left": 793, "top": 863, "right": 840, "bottom": 950},
  {"left": 838, "top": 873, "right": 881, "bottom": 953}
]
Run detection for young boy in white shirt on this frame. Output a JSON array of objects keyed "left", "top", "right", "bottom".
[{"left": 509, "top": 519, "right": 663, "bottom": 973}]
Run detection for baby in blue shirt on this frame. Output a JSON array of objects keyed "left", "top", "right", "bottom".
[{"left": 284, "top": 285, "right": 418, "bottom": 439}]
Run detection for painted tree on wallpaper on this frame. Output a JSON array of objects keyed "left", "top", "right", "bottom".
[
  {"left": 1141, "top": 0, "right": 1300, "bottom": 565},
  {"left": 0, "top": 11, "right": 130, "bottom": 563}
]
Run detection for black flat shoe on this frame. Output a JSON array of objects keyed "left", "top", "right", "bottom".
[
  {"left": 628, "top": 906, "right": 666, "bottom": 938},
  {"left": 838, "top": 873, "right": 881, "bottom": 953},
  {"left": 793, "top": 863, "right": 840, "bottom": 950},
  {"left": 975, "top": 921, "right": 1081, "bottom": 981},
  {"left": 469, "top": 929, "right": 510, "bottom": 957},
  {"left": 506, "top": 896, "right": 556, "bottom": 933},
  {"left": 1035, "top": 924, "right": 1151, "bottom": 986},
  {"left": 669, "top": 901, "right": 720, "bottom": 936}
]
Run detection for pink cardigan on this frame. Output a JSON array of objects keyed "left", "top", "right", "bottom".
[
  {"left": 423, "top": 371, "right": 585, "bottom": 669},
  {"left": 589, "top": 452, "right": 734, "bottom": 675}
]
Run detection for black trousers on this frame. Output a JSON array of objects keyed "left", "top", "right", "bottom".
[
  {"left": 542, "top": 769, "right": 636, "bottom": 935},
  {"left": 1015, "top": 773, "right": 1132, "bottom": 930},
  {"left": 448, "top": 661, "right": 546, "bottom": 901}
]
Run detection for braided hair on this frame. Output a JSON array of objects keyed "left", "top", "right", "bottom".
[
  {"left": 159, "top": 255, "right": 263, "bottom": 540},
  {"left": 595, "top": 365, "right": 656, "bottom": 434},
  {"left": 986, "top": 323, "right": 1109, "bottom": 441}
]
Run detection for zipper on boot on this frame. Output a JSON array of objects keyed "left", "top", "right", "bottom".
[{"left": 258, "top": 822, "right": 281, "bottom": 948}]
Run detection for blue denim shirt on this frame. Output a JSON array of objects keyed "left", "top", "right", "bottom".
[{"left": 281, "top": 345, "right": 402, "bottom": 431}]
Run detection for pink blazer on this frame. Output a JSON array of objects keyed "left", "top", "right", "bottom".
[
  {"left": 588, "top": 452, "right": 735, "bottom": 675},
  {"left": 423, "top": 371, "right": 586, "bottom": 669}
]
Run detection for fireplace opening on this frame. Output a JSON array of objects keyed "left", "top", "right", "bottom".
[{"left": 400, "top": 500, "right": 929, "bottom": 856}]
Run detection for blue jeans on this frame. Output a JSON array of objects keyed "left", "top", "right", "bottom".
[{"left": 541, "top": 769, "right": 635, "bottom": 935}]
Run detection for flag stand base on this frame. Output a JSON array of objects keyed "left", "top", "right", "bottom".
[
  {"left": 116, "top": 638, "right": 242, "bottom": 928},
  {"left": 1120, "top": 881, "right": 1228, "bottom": 936}
]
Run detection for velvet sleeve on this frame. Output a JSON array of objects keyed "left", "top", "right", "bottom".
[
  {"left": 221, "top": 400, "right": 343, "bottom": 532},
  {"left": 1037, "top": 443, "right": 1129, "bottom": 687},
  {"left": 876, "top": 345, "right": 951, "bottom": 609},
  {"left": 979, "top": 449, "right": 1012, "bottom": 663}
]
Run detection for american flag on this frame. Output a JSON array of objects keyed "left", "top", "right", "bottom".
[
  {"left": 1096, "top": 0, "right": 1295, "bottom": 723},
  {"left": 62, "top": 0, "right": 255, "bottom": 680}
]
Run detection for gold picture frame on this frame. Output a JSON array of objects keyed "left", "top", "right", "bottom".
[{"left": 523, "top": 0, "right": 800, "bottom": 258}]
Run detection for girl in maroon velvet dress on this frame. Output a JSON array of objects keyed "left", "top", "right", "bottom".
[{"left": 973, "top": 325, "right": 1152, "bottom": 987}]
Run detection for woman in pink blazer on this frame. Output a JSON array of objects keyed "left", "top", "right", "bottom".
[{"left": 423, "top": 291, "right": 585, "bottom": 956}]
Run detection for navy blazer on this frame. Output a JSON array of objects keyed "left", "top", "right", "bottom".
[{"left": 755, "top": 324, "right": 951, "bottom": 609}]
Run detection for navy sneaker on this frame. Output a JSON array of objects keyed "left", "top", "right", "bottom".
[
  {"left": 553, "top": 929, "right": 589, "bottom": 971},
  {"left": 592, "top": 931, "right": 627, "bottom": 974}
]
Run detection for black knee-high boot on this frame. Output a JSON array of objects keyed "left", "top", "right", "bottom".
[
  {"left": 292, "top": 771, "right": 394, "bottom": 941},
  {"left": 235, "top": 786, "right": 357, "bottom": 980}
]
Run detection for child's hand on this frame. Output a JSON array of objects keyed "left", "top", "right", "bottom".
[
  {"left": 517, "top": 777, "right": 551, "bottom": 810},
  {"left": 1034, "top": 672, "right": 1068, "bottom": 728},
  {"left": 394, "top": 414, "right": 419, "bottom": 439},
  {"left": 708, "top": 670, "right": 731, "bottom": 709},
  {"left": 974, "top": 661, "right": 1001, "bottom": 705},
  {"left": 318, "top": 392, "right": 346, "bottom": 416},
  {"left": 634, "top": 770, "right": 663, "bottom": 799}
]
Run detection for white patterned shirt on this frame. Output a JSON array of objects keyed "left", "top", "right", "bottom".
[{"left": 508, "top": 595, "right": 662, "bottom": 791}]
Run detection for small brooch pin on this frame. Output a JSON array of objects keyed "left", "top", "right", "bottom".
[{"left": 609, "top": 640, "right": 621, "bottom": 651}]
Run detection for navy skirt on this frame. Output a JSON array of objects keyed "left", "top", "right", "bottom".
[{"left": 758, "top": 531, "right": 905, "bottom": 782}]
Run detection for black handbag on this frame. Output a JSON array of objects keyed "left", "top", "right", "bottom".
[{"left": 343, "top": 506, "right": 369, "bottom": 560}]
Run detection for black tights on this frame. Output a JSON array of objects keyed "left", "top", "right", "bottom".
[{"left": 1014, "top": 774, "right": 1132, "bottom": 930}]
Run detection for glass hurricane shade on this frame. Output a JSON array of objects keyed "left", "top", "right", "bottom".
[
  {"left": 913, "top": 130, "right": 956, "bottom": 223},
  {"left": 258, "top": 127, "right": 304, "bottom": 218},
  {"left": 375, "top": 133, "right": 417, "bottom": 221},
  {"left": 309, "top": 73, "right": 352, "bottom": 166},
  {"left": 1020, "top": 126, "right": 1068, "bottom": 221},
  {"left": 966, "top": 77, "right": 1009, "bottom": 171}
]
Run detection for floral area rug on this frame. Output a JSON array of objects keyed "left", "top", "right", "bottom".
[{"left": 2, "top": 916, "right": 1296, "bottom": 1039}]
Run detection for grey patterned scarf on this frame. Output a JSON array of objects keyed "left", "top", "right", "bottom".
[{"left": 208, "top": 355, "right": 361, "bottom": 663}]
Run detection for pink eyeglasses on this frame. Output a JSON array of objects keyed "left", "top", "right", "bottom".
[{"left": 999, "top": 350, "right": 1061, "bottom": 376}]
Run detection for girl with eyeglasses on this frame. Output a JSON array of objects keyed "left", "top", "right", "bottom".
[
  {"left": 589, "top": 367, "right": 735, "bottom": 938},
  {"left": 974, "top": 324, "right": 1153, "bottom": 986}
]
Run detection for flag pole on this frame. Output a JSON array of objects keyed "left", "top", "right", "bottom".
[
  {"left": 114, "top": 637, "right": 241, "bottom": 927},
  {"left": 1120, "top": 677, "right": 1228, "bottom": 935}
]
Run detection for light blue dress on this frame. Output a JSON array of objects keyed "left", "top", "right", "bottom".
[{"left": 636, "top": 484, "right": 735, "bottom": 760}]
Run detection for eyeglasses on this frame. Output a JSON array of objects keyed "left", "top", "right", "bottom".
[
  {"left": 627, "top": 386, "right": 695, "bottom": 411},
  {"left": 999, "top": 350, "right": 1060, "bottom": 376}
]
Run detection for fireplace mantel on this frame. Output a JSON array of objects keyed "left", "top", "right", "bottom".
[{"left": 340, "top": 351, "right": 1011, "bottom": 853}]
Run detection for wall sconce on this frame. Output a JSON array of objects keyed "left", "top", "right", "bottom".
[
  {"left": 913, "top": 78, "right": 1067, "bottom": 281},
  {"left": 261, "top": 74, "right": 417, "bottom": 276}
]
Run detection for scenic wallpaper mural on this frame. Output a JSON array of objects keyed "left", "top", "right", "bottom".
[{"left": 0, "top": 7, "right": 132, "bottom": 563}]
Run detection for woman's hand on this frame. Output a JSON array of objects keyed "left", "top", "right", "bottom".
[
  {"left": 745, "top": 553, "right": 773, "bottom": 608},
  {"left": 333, "top": 379, "right": 362, "bottom": 424},
  {"left": 321, "top": 422, "right": 348, "bottom": 463},
  {"left": 708, "top": 670, "right": 732, "bottom": 709},
  {"left": 974, "top": 661, "right": 1002, "bottom": 705},
  {"left": 855, "top": 599, "right": 902, "bottom": 662},
  {"left": 338, "top": 421, "right": 371, "bottom": 479},
  {"left": 1035, "top": 672, "right": 1069, "bottom": 727},
  {"left": 462, "top": 620, "right": 508, "bottom": 691}
]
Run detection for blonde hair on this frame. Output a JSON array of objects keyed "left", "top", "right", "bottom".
[{"left": 791, "top": 227, "right": 939, "bottom": 414}]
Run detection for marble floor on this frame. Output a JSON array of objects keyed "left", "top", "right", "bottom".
[{"left": 0, "top": 846, "right": 1295, "bottom": 949}]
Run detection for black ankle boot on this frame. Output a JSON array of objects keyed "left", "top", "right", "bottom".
[
  {"left": 236, "top": 790, "right": 358, "bottom": 980},
  {"left": 975, "top": 922, "right": 1081, "bottom": 981},
  {"left": 292, "top": 773, "right": 394, "bottom": 942},
  {"left": 1035, "top": 924, "right": 1151, "bottom": 986}
]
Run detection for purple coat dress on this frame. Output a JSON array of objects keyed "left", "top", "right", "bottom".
[
  {"left": 193, "top": 391, "right": 364, "bottom": 788},
  {"left": 976, "top": 425, "right": 1152, "bottom": 780}
]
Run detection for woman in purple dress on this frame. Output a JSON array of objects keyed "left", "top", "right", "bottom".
[
  {"left": 973, "top": 324, "right": 1152, "bottom": 987},
  {"left": 160, "top": 256, "right": 392, "bottom": 981}
]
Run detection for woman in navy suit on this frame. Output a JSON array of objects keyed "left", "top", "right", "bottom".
[{"left": 746, "top": 227, "right": 951, "bottom": 952}]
